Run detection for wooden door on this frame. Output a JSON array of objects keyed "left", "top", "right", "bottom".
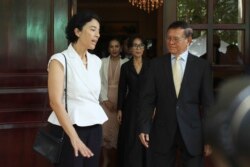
[{"left": 0, "top": 0, "right": 69, "bottom": 166}]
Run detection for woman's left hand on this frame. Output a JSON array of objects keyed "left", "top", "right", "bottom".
[{"left": 70, "top": 136, "right": 94, "bottom": 158}]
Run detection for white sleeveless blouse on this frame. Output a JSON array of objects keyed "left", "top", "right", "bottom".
[{"left": 47, "top": 44, "right": 108, "bottom": 126}]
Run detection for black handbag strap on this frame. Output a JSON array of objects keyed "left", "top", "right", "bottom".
[{"left": 62, "top": 53, "right": 68, "bottom": 112}]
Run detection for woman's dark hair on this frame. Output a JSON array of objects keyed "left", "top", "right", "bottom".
[
  {"left": 126, "top": 34, "right": 147, "bottom": 58},
  {"left": 108, "top": 37, "right": 122, "bottom": 47},
  {"left": 127, "top": 34, "right": 145, "bottom": 49},
  {"left": 65, "top": 11, "right": 100, "bottom": 43}
]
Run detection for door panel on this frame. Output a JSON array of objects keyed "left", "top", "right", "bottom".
[{"left": 0, "top": 0, "right": 68, "bottom": 166}]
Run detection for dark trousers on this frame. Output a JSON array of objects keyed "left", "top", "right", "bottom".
[
  {"left": 50, "top": 124, "right": 102, "bottom": 167},
  {"left": 148, "top": 127, "right": 204, "bottom": 167}
]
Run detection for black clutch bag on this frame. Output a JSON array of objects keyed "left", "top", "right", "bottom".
[{"left": 33, "top": 53, "right": 68, "bottom": 163}]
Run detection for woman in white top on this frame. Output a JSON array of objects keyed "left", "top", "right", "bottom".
[
  {"left": 47, "top": 11, "right": 107, "bottom": 167},
  {"left": 99, "top": 38, "right": 128, "bottom": 167}
]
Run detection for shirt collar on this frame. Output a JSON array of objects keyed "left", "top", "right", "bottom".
[
  {"left": 171, "top": 49, "right": 189, "bottom": 61},
  {"left": 68, "top": 43, "right": 90, "bottom": 59}
]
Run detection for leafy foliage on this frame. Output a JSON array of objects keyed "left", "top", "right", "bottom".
[{"left": 177, "top": 0, "right": 241, "bottom": 44}]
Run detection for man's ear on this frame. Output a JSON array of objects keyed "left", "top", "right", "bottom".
[{"left": 187, "top": 37, "right": 192, "bottom": 45}]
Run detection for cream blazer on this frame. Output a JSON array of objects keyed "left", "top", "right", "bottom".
[{"left": 99, "top": 56, "right": 128, "bottom": 102}]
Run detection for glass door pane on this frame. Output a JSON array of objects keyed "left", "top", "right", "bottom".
[
  {"left": 189, "top": 30, "right": 207, "bottom": 58},
  {"left": 214, "top": 0, "right": 244, "bottom": 23},
  {"left": 213, "top": 30, "right": 244, "bottom": 65},
  {"left": 177, "top": 0, "right": 207, "bottom": 23}
]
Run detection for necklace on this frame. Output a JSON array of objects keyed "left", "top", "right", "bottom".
[{"left": 80, "top": 55, "right": 88, "bottom": 67}]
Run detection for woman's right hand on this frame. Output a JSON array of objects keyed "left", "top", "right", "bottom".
[
  {"left": 117, "top": 110, "right": 122, "bottom": 124},
  {"left": 70, "top": 136, "right": 94, "bottom": 158}
]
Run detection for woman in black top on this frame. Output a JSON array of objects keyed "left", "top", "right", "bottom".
[{"left": 117, "top": 34, "right": 150, "bottom": 167}]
